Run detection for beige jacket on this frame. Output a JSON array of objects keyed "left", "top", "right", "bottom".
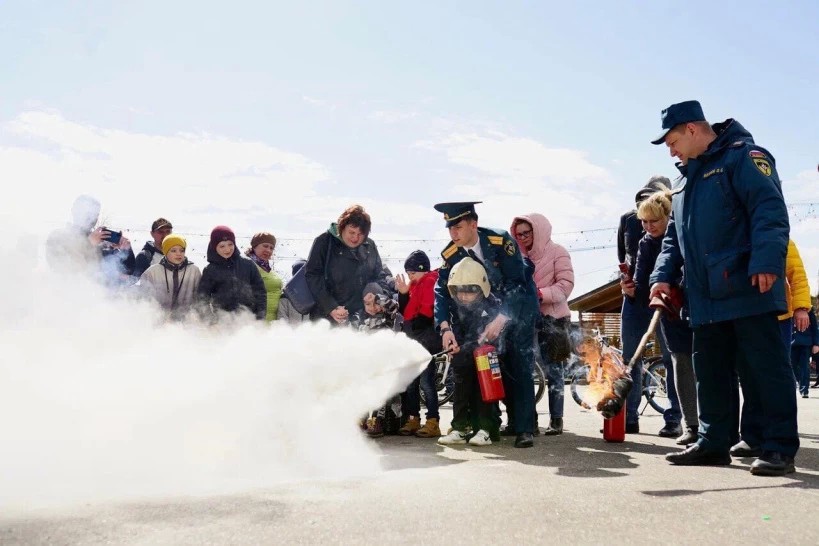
[{"left": 139, "top": 261, "right": 202, "bottom": 312}]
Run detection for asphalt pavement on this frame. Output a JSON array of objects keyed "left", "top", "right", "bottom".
[{"left": 3, "top": 389, "right": 819, "bottom": 545}]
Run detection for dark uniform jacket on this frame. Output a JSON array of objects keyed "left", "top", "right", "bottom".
[
  {"left": 434, "top": 227, "right": 539, "bottom": 331},
  {"left": 133, "top": 241, "right": 163, "bottom": 278},
  {"left": 793, "top": 309, "right": 819, "bottom": 348},
  {"left": 305, "top": 223, "right": 388, "bottom": 320},
  {"left": 199, "top": 247, "right": 266, "bottom": 320},
  {"left": 617, "top": 211, "right": 643, "bottom": 278},
  {"left": 632, "top": 232, "right": 692, "bottom": 353},
  {"left": 650, "top": 119, "right": 789, "bottom": 327}
]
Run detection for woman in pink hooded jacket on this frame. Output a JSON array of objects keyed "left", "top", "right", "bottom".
[{"left": 511, "top": 213, "right": 575, "bottom": 435}]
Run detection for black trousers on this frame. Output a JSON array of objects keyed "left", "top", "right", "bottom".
[{"left": 694, "top": 312, "right": 799, "bottom": 456}]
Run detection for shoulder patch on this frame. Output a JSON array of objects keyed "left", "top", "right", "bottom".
[
  {"left": 749, "top": 150, "right": 767, "bottom": 159},
  {"left": 752, "top": 157, "right": 772, "bottom": 176},
  {"left": 487, "top": 235, "right": 504, "bottom": 245},
  {"left": 441, "top": 244, "right": 458, "bottom": 260},
  {"left": 504, "top": 239, "right": 516, "bottom": 256}
]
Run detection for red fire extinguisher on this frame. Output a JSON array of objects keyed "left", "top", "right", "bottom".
[
  {"left": 603, "top": 405, "right": 626, "bottom": 443},
  {"left": 473, "top": 344, "right": 506, "bottom": 403}
]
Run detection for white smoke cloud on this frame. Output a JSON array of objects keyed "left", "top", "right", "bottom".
[{"left": 0, "top": 225, "right": 430, "bottom": 511}]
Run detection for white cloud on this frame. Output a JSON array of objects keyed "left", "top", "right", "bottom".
[
  {"left": 784, "top": 168, "right": 819, "bottom": 203},
  {"left": 415, "top": 130, "right": 620, "bottom": 233},
  {"left": 368, "top": 110, "right": 419, "bottom": 123},
  {"left": 419, "top": 131, "right": 611, "bottom": 188},
  {"left": 1, "top": 111, "right": 333, "bottom": 234}
]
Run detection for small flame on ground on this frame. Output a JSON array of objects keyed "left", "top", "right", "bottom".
[{"left": 575, "top": 337, "right": 628, "bottom": 410}]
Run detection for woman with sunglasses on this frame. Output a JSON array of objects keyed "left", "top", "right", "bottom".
[{"left": 510, "top": 213, "right": 575, "bottom": 435}]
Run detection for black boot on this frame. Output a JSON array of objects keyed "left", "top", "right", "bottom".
[
  {"left": 750, "top": 451, "right": 795, "bottom": 476},
  {"left": 543, "top": 417, "right": 563, "bottom": 436},
  {"left": 514, "top": 432, "right": 534, "bottom": 448},
  {"left": 665, "top": 444, "right": 731, "bottom": 466}
]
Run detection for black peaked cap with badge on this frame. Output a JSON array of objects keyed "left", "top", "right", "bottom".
[
  {"left": 651, "top": 100, "right": 706, "bottom": 145},
  {"left": 433, "top": 201, "right": 482, "bottom": 227}
]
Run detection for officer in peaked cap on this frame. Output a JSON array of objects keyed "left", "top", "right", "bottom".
[{"left": 432, "top": 201, "right": 540, "bottom": 448}]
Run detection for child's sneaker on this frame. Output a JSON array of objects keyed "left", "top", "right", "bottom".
[
  {"left": 366, "top": 417, "right": 384, "bottom": 438},
  {"left": 467, "top": 430, "right": 492, "bottom": 446},
  {"left": 415, "top": 418, "right": 441, "bottom": 438},
  {"left": 398, "top": 416, "right": 421, "bottom": 436},
  {"left": 438, "top": 429, "right": 468, "bottom": 445}
]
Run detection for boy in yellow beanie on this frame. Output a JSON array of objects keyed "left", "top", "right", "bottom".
[{"left": 136, "top": 234, "right": 202, "bottom": 321}]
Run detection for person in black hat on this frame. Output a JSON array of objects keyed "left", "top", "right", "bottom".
[
  {"left": 615, "top": 176, "right": 682, "bottom": 438},
  {"left": 395, "top": 250, "right": 444, "bottom": 438},
  {"left": 133, "top": 217, "right": 174, "bottom": 278},
  {"left": 648, "top": 100, "right": 798, "bottom": 476},
  {"left": 432, "top": 201, "right": 540, "bottom": 448}
]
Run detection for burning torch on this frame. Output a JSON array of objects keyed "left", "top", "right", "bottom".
[{"left": 597, "top": 291, "right": 682, "bottom": 419}]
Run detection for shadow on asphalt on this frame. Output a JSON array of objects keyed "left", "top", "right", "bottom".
[
  {"left": 642, "top": 480, "right": 819, "bottom": 498},
  {"left": 373, "top": 430, "right": 674, "bottom": 477},
  {"left": 373, "top": 429, "right": 819, "bottom": 485}
]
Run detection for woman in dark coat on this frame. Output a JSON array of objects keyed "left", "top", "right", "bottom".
[
  {"left": 305, "top": 205, "right": 388, "bottom": 324},
  {"left": 198, "top": 225, "right": 266, "bottom": 320}
]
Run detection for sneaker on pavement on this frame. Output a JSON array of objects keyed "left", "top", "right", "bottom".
[
  {"left": 415, "top": 418, "right": 441, "bottom": 438},
  {"left": 399, "top": 416, "right": 421, "bottom": 436},
  {"left": 467, "top": 430, "right": 492, "bottom": 446},
  {"left": 675, "top": 427, "right": 699, "bottom": 446},
  {"left": 438, "top": 429, "right": 468, "bottom": 445}
]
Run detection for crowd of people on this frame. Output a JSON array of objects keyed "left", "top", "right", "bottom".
[{"left": 45, "top": 99, "right": 818, "bottom": 478}]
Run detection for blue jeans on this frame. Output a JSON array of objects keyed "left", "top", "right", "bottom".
[
  {"left": 537, "top": 348, "right": 565, "bottom": 419},
  {"left": 622, "top": 299, "right": 681, "bottom": 426},
  {"left": 402, "top": 359, "right": 440, "bottom": 420},
  {"left": 791, "top": 345, "right": 811, "bottom": 396}
]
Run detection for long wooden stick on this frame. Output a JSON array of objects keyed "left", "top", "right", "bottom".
[{"left": 627, "top": 308, "right": 662, "bottom": 371}]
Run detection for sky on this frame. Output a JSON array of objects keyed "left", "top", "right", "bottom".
[{"left": 1, "top": 0, "right": 817, "bottom": 297}]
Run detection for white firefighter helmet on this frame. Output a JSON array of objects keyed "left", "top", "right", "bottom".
[{"left": 447, "top": 257, "right": 490, "bottom": 298}]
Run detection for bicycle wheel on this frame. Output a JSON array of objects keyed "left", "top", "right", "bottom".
[
  {"left": 533, "top": 362, "right": 546, "bottom": 404},
  {"left": 643, "top": 359, "right": 670, "bottom": 414},
  {"left": 569, "top": 364, "right": 593, "bottom": 410}
]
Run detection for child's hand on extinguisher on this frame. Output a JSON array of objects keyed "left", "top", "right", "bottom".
[
  {"left": 480, "top": 314, "right": 509, "bottom": 343},
  {"left": 440, "top": 323, "right": 460, "bottom": 354}
]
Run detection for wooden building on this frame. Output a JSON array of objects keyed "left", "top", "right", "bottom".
[
  {"left": 568, "top": 279, "right": 623, "bottom": 347},
  {"left": 568, "top": 279, "right": 661, "bottom": 356}
]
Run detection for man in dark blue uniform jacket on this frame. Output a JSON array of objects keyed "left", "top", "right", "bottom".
[
  {"left": 649, "top": 100, "right": 798, "bottom": 476},
  {"left": 433, "top": 201, "right": 540, "bottom": 448}
]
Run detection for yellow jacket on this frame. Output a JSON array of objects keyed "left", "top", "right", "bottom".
[{"left": 779, "top": 239, "right": 811, "bottom": 320}]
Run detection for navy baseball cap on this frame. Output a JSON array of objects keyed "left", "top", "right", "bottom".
[
  {"left": 651, "top": 100, "right": 706, "bottom": 145},
  {"left": 434, "top": 201, "right": 482, "bottom": 227}
]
